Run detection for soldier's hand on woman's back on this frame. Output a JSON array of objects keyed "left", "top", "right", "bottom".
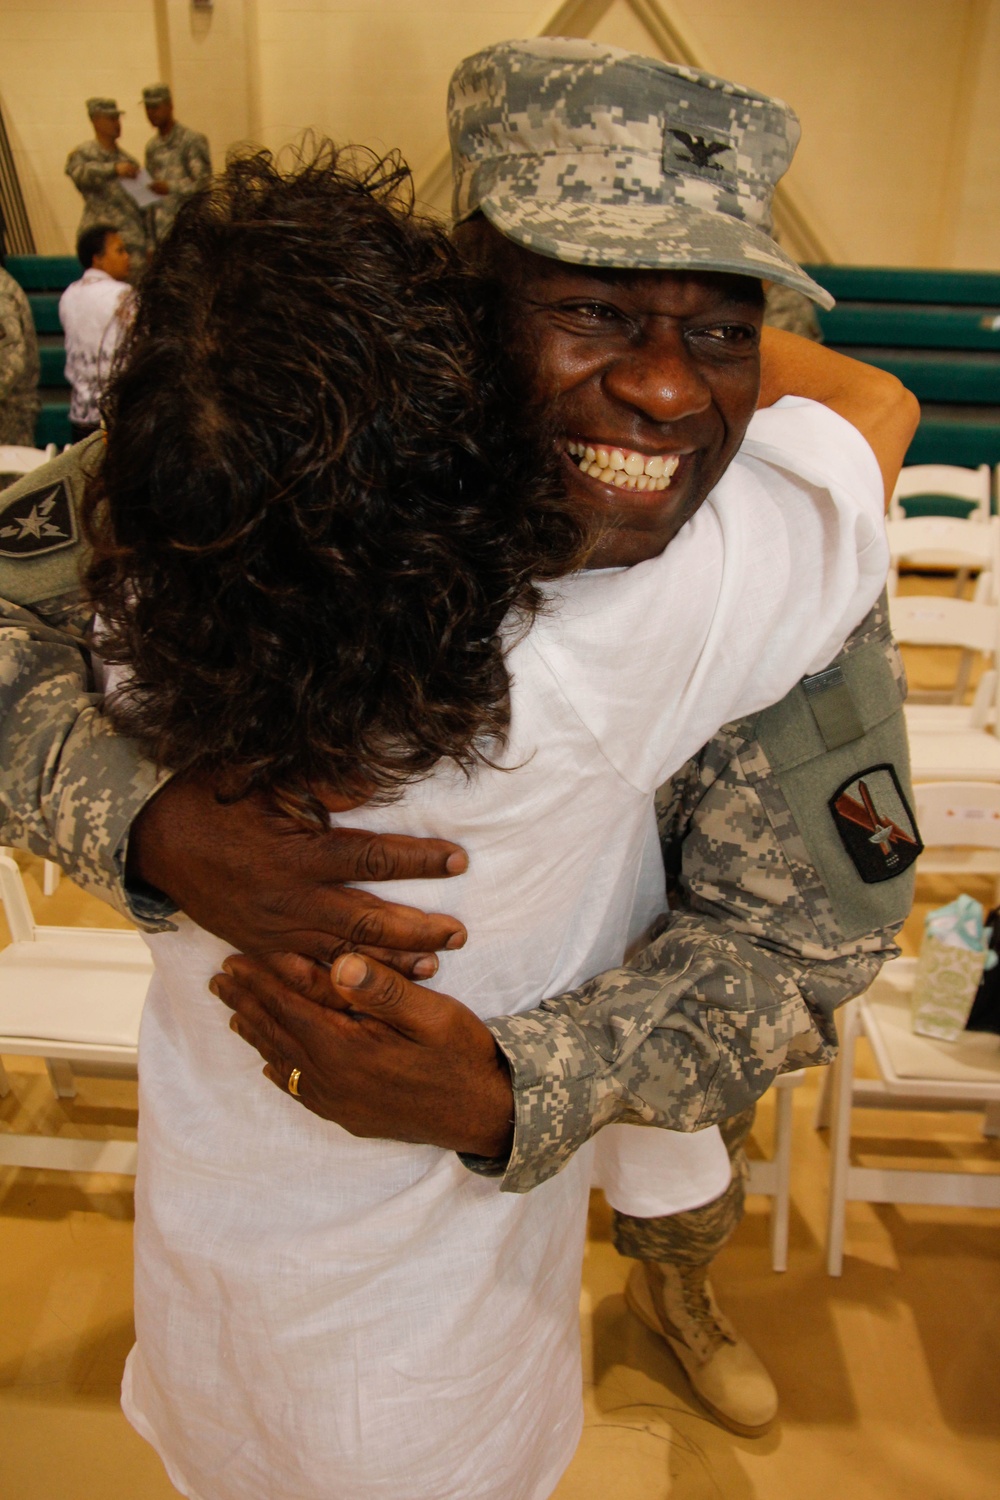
[{"left": 128, "top": 773, "right": 469, "bottom": 977}]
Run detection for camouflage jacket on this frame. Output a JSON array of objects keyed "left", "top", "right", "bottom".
[
  {"left": 64, "top": 141, "right": 150, "bottom": 268},
  {"left": 145, "top": 122, "right": 212, "bottom": 239},
  {"left": 0, "top": 266, "right": 40, "bottom": 447},
  {"left": 0, "top": 443, "right": 915, "bottom": 1193}
]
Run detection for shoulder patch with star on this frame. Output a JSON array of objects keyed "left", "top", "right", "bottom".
[
  {"left": 829, "top": 763, "right": 922, "bottom": 884},
  {"left": 0, "top": 479, "right": 78, "bottom": 558}
]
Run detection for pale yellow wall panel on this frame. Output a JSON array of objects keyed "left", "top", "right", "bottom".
[
  {"left": 0, "top": 0, "right": 160, "bottom": 253},
  {"left": 661, "top": 0, "right": 978, "bottom": 266},
  {"left": 252, "top": 1, "right": 546, "bottom": 177},
  {"left": 946, "top": 0, "right": 1000, "bottom": 269}
]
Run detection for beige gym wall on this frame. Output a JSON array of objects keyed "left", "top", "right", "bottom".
[{"left": 2, "top": 0, "right": 998, "bottom": 268}]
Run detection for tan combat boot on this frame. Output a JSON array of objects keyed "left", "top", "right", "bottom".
[{"left": 624, "top": 1260, "right": 778, "bottom": 1437}]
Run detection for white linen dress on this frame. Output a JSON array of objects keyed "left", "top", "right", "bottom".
[{"left": 120, "top": 399, "right": 888, "bottom": 1500}]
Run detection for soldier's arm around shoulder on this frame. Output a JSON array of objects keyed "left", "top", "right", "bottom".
[
  {"left": 479, "top": 595, "right": 917, "bottom": 1192},
  {"left": 0, "top": 439, "right": 168, "bottom": 918}
]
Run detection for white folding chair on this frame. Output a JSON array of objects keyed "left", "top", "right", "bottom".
[
  {"left": 886, "top": 514, "right": 1000, "bottom": 605},
  {"left": 890, "top": 463, "right": 991, "bottom": 522},
  {"left": 0, "top": 854, "right": 152, "bottom": 1174},
  {"left": 889, "top": 592, "right": 1000, "bottom": 778},
  {"left": 0, "top": 444, "right": 50, "bottom": 488},
  {"left": 745, "top": 1069, "right": 807, "bottom": 1272},
  {"left": 818, "top": 781, "right": 1000, "bottom": 1275}
]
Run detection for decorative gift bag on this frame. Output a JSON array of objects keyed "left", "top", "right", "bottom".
[{"left": 910, "top": 894, "right": 996, "bottom": 1042}]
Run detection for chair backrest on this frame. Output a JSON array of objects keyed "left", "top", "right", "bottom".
[
  {"left": 886, "top": 514, "right": 1000, "bottom": 577},
  {"left": 890, "top": 463, "right": 992, "bottom": 520},
  {"left": 913, "top": 781, "right": 1000, "bottom": 852},
  {"left": 888, "top": 593, "right": 1000, "bottom": 653},
  {"left": 0, "top": 854, "right": 38, "bottom": 943},
  {"left": 0, "top": 445, "right": 50, "bottom": 479}
]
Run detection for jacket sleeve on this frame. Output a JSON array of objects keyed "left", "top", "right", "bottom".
[
  {"left": 65, "top": 149, "right": 118, "bottom": 192},
  {"left": 473, "top": 596, "right": 916, "bottom": 1192},
  {"left": 0, "top": 439, "right": 173, "bottom": 924},
  {"left": 178, "top": 134, "right": 212, "bottom": 198}
]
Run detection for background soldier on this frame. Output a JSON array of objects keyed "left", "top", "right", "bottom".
[
  {"left": 65, "top": 99, "right": 150, "bottom": 281},
  {"left": 142, "top": 84, "right": 212, "bottom": 242},
  {"left": 0, "top": 251, "right": 40, "bottom": 450}
]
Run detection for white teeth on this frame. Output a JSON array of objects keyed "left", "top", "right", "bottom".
[{"left": 569, "top": 443, "right": 682, "bottom": 491}]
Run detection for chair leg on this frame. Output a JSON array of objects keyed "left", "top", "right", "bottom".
[
  {"left": 44, "top": 1058, "right": 77, "bottom": 1099},
  {"left": 0, "top": 1056, "right": 11, "bottom": 1099},
  {"left": 42, "top": 860, "right": 60, "bottom": 896},
  {"left": 769, "top": 1083, "right": 796, "bottom": 1273},
  {"left": 813, "top": 1064, "right": 833, "bottom": 1130},
  {"left": 826, "top": 1001, "right": 861, "bottom": 1277},
  {"left": 983, "top": 1102, "right": 1000, "bottom": 1139}
]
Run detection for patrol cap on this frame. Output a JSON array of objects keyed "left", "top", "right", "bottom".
[
  {"left": 448, "top": 38, "right": 833, "bottom": 308},
  {"left": 142, "top": 83, "right": 172, "bottom": 106},
  {"left": 86, "top": 97, "right": 122, "bottom": 119}
]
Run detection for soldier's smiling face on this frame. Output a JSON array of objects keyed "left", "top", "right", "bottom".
[{"left": 503, "top": 245, "right": 763, "bottom": 569}]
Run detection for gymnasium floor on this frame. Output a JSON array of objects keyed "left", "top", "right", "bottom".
[{"left": 2, "top": 596, "right": 999, "bottom": 1498}]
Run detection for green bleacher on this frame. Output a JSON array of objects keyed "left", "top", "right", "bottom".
[
  {"left": 7, "top": 253, "right": 76, "bottom": 448},
  {"left": 805, "top": 264, "right": 1000, "bottom": 470},
  {"left": 8, "top": 256, "right": 1000, "bottom": 466}
]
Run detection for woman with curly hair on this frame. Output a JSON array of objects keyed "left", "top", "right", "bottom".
[{"left": 84, "top": 148, "right": 889, "bottom": 1500}]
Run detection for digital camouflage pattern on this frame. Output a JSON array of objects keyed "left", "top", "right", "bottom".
[
  {"left": 0, "top": 266, "right": 40, "bottom": 447},
  {"left": 448, "top": 38, "right": 833, "bottom": 306},
  {"left": 0, "top": 446, "right": 912, "bottom": 1200},
  {"left": 613, "top": 1108, "right": 754, "bottom": 1267},
  {"left": 145, "top": 122, "right": 212, "bottom": 241},
  {"left": 763, "top": 281, "right": 823, "bottom": 341},
  {"left": 64, "top": 140, "right": 151, "bottom": 277},
  {"left": 0, "top": 439, "right": 168, "bottom": 916}
]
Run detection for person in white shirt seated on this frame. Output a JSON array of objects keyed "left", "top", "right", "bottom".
[
  {"left": 59, "top": 224, "right": 133, "bottom": 442},
  {"left": 79, "top": 127, "right": 913, "bottom": 1500}
]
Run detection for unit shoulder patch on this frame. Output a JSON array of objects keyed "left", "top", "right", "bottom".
[
  {"left": 829, "top": 763, "right": 923, "bottom": 884},
  {"left": 0, "top": 479, "right": 77, "bottom": 559}
]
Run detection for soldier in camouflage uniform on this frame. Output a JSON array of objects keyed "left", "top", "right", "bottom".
[
  {"left": 0, "top": 40, "right": 918, "bottom": 1453},
  {"left": 142, "top": 84, "right": 212, "bottom": 242},
  {"left": 65, "top": 99, "right": 150, "bottom": 281},
  {"left": 0, "top": 259, "right": 40, "bottom": 448}
]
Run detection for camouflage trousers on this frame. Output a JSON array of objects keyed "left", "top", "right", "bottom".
[{"left": 611, "top": 1107, "right": 755, "bottom": 1267}]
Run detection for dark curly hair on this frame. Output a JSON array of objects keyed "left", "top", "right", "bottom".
[{"left": 84, "top": 146, "right": 590, "bottom": 819}]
